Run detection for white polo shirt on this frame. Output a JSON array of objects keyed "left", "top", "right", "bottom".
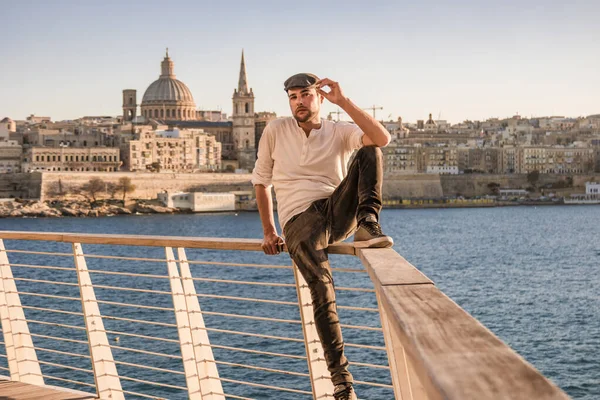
[{"left": 251, "top": 117, "right": 364, "bottom": 231}]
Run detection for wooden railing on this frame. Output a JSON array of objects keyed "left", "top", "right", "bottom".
[{"left": 0, "top": 231, "right": 570, "bottom": 399}]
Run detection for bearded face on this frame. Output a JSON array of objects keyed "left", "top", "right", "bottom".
[{"left": 287, "top": 87, "right": 323, "bottom": 123}]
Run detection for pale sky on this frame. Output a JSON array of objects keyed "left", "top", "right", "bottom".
[{"left": 1, "top": 0, "right": 599, "bottom": 123}]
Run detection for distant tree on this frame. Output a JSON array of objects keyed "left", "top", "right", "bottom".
[
  {"left": 117, "top": 177, "right": 136, "bottom": 204},
  {"left": 566, "top": 176, "right": 574, "bottom": 187},
  {"left": 81, "top": 178, "right": 105, "bottom": 202},
  {"left": 106, "top": 182, "right": 119, "bottom": 199},
  {"left": 527, "top": 170, "right": 540, "bottom": 188},
  {"left": 47, "top": 179, "right": 68, "bottom": 198},
  {"left": 487, "top": 182, "right": 500, "bottom": 195},
  {"left": 584, "top": 160, "right": 595, "bottom": 173}
]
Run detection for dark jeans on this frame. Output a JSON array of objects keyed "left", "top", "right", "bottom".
[{"left": 283, "top": 145, "right": 383, "bottom": 385}]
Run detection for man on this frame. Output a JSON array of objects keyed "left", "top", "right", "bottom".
[{"left": 251, "top": 73, "right": 392, "bottom": 400}]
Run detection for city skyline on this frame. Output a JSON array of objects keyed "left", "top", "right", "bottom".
[{"left": 1, "top": 0, "right": 599, "bottom": 123}]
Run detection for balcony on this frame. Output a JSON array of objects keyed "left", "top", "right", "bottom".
[{"left": 0, "top": 231, "right": 569, "bottom": 400}]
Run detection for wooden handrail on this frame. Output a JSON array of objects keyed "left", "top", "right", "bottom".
[
  {"left": 357, "top": 248, "right": 570, "bottom": 400},
  {"left": 0, "top": 231, "right": 356, "bottom": 255}
]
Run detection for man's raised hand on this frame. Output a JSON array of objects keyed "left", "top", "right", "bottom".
[{"left": 316, "top": 78, "right": 346, "bottom": 106}]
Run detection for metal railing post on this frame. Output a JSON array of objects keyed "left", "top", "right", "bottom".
[
  {"left": 176, "top": 247, "right": 224, "bottom": 399},
  {"left": 0, "top": 239, "right": 43, "bottom": 385},
  {"left": 292, "top": 261, "right": 335, "bottom": 399},
  {"left": 73, "top": 243, "right": 124, "bottom": 399},
  {"left": 167, "top": 247, "right": 204, "bottom": 399}
]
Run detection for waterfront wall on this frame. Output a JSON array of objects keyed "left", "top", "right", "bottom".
[
  {"left": 0, "top": 172, "right": 42, "bottom": 199},
  {"left": 5, "top": 171, "right": 600, "bottom": 201},
  {"left": 40, "top": 172, "right": 254, "bottom": 201},
  {"left": 383, "top": 173, "right": 443, "bottom": 199},
  {"left": 440, "top": 173, "right": 600, "bottom": 198},
  {"left": 382, "top": 173, "right": 600, "bottom": 199}
]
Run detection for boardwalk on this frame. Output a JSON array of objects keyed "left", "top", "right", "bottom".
[{"left": 0, "top": 379, "right": 95, "bottom": 399}]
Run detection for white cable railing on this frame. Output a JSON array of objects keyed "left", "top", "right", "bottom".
[
  {"left": 0, "top": 232, "right": 390, "bottom": 399},
  {"left": 0, "top": 231, "right": 570, "bottom": 400}
]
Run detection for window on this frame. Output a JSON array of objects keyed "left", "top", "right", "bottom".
[
  {"left": 245, "top": 103, "right": 249, "bottom": 113},
  {"left": 166, "top": 109, "right": 170, "bottom": 118}
]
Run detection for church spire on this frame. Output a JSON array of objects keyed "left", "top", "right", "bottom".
[{"left": 238, "top": 50, "right": 249, "bottom": 94}]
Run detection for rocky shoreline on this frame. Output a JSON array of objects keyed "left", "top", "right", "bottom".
[{"left": 0, "top": 199, "right": 181, "bottom": 218}]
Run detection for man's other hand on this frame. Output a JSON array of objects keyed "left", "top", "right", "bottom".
[{"left": 262, "top": 232, "right": 284, "bottom": 255}]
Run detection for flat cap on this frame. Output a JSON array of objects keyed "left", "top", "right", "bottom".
[{"left": 284, "top": 73, "right": 319, "bottom": 91}]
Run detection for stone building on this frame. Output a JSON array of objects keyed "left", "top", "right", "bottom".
[
  {"left": 0, "top": 142, "right": 22, "bottom": 173},
  {"left": 197, "top": 110, "right": 228, "bottom": 121},
  {"left": 22, "top": 147, "right": 120, "bottom": 172},
  {"left": 0, "top": 118, "right": 23, "bottom": 173},
  {"left": 255, "top": 112, "right": 278, "bottom": 156},
  {"left": 460, "top": 148, "right": 502, "bottom": 173},
  {"left": 122, "top": 50, "right": 257, "bottom": 171},
  {"left": 385, "top": 117, "right": 409, "bottom": 141},
  {"left": 26, "top": 115, "right": 51, "bottom": 124},
  {"left": 502, "top": 146, "right": 596, "bottom": 174},
  {"left": 544, "top": 147, "right": 595, "bottom": 174},
  {"left": 382, "top": 143, "right": 419, "bottom": 173},
  {"left": 22, "top": 128, "right": 108, "bottom": 148},
  {"left": 159, "top": 121, "right": 234, "bottom": 161},
  {"left": 0, "top": 117, "right": 17, "bottom": 139},
  {"left": 422, "top": 146, "right": 458, "bottom": 174},
  {"left": 501, "top": 146, "right": 522, "bottom": 174},
  {"left": 592, "top": 139, "right": 600, "bottom": 172},
  {"left": 424, "top": 113, "right": 438, "bottom": 132},
  {"left": 126, "top": 128, "right": 221, "bottom": 172}
]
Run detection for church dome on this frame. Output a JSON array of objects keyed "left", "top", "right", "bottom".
[
  {"left": 142, "top": 78, "right": 195, "bottom": 105},
  {"left": 140, "top": 50, "right": 197, "bottom": 121}
]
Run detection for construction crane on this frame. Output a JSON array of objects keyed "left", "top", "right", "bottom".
[
  {"left": 363, "top": 105, "right": 383, "bottom": 119},
  {"left": 328, "top": 109, "right": 345, "bottom": 121}
]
